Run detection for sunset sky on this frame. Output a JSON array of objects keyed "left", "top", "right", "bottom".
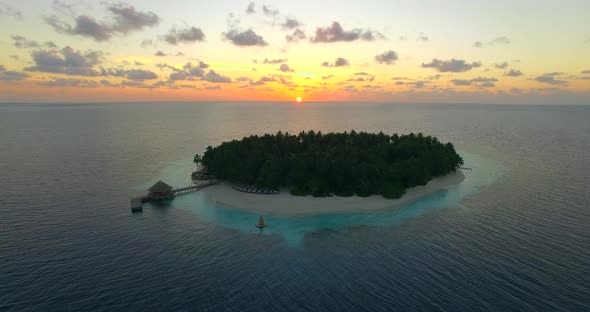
[{"left": 0, "top": 0, "right": 589, "bottom": 104}]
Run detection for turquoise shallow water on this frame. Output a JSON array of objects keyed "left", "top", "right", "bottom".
[
  {"left": 150, "top": 151, "right": 502, "bottom": 247},
  {"left": 1, "top": 102, "right": 589, "bottom": 311}
]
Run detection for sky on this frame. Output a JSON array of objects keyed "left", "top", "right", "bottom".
[{"left": 0, "top": 0, "right": 589, "bottom": 104}]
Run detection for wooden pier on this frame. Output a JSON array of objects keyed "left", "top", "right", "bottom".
[{"left": 130, "top": 179, "right": 217, "bottom": 213}]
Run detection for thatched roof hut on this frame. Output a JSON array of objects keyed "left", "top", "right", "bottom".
[{"left": 148, "top": 180, "right": 174, "bottom": 200}]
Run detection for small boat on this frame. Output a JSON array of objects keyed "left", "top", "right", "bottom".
[{"left": 256, "top": 216, "right": 267, "bottom": 228}]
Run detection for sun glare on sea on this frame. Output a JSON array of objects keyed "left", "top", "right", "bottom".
[{"left": 296, "top": 97, "right": 302, "bottom": 103}]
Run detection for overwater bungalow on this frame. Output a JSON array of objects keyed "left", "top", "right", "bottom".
[{"left": 148, "top": 180, "right": 175, "bottom": 200}]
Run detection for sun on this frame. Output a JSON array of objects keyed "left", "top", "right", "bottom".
[{"left": 296, "top": 97, "right": 302, "bottom": 103}]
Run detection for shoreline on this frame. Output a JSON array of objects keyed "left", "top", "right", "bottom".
[{"left": 202, "top": 170, "right": 466, "bottom": 216}]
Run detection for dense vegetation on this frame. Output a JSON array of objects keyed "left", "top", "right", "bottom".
[{"left": 196, "top": 131, "right": 463, "bottom": 199}]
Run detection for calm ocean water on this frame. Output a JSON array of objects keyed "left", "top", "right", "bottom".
[{"left": 1, "top": 102, "right": 589, "bottom": 311}]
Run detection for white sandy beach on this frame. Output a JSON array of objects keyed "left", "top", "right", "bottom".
[{"left": 202, "top": 170, "right": 466, "bottom": 216}]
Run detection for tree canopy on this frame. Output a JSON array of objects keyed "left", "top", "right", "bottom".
[{"left": 199, "top": 131, "right": 463, "bottom": 199}]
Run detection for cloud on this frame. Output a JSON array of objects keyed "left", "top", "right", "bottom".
[
  {"left": 417, "top": 33, "right": 429, "bottom": 42},
  {"left": 254, "top": 58, "right": 288, "bottom": 65},
  {"left": 421, "top": 58, "right": 482, "bottom": 72},
  {"left": 534, "top": 76, "right": 567, "bottom": 85},
  {"left": 45, "top": 2, "right": 159, "bottom": 41},
  {"left": 122, "top": 69, "right": 157, "bottom": 80},
  {"left": 322, "top": 75, "right": 335, "bottom": 80},
  {"left": 161, "top": 61, "right": 209, "bottom": 81},
  {"left": 278, "top": 64, "right": 295, "bottom": 72},
  {"left": 375, "top": 50, "right": 399, "bottom": 65},
  {"left": 494, "top": 62, "right": 508, "bottom": 69},
  {"left": 474, "top": 36, "right": 511, "bottom": 48},
  {"left": 321, "top": 57, "right": 350, "bottom": 67},
  {"left": 543, "top": 72, "right": 563, "bottom": 76},
  {"left": 286, "top": 28, "right": 306, "bottom": 43},
  {"left": 282, "top": 18, "right": 302, "bottom": 30},
  {"left": 155, "top": 51, "right": 166, "bottom": 56},
  {"left": 11, "top": 35, "right": 57, "bottom": 49},
  {"left": 489, "top": 36, "right": 510, "bottom": 46},
  {"left": 224, "top": 29, "right": 268, "bottom": 46},
  {"left": 504, "top": 69, "right": 523, "bottom": 77},
  {"left": 25, "top": 46, "right": 104, "bottom": 76},
  {"left": 262, "top": 5, "right": 279, "bottom": 17},
  {"left": 246, "top": 2, "right": 255, "bottom": 14},
  {"left": 451, "top": 79, "right": 472, "bottom": 86},
  {"left": 451, "top": 77, "right": 498, "bottom": 87},
  {"left": 202, "top": 70, "right": 232, "bottom": 83},
  {"left": 164, "top": 26, "right": 205, "bottom": 44},
  {"left": 581, "top": 70, "right": 590, "bottom": 74},
  {"left": 310, "top": 22, "right": 383, "bottom": 43},
  {"left": 39, "top": 78, "right": 99, "bottom": 88},
  {"left": 140, "top": 39, "right": 153, "bottom": 48},
  {"left": 0, "top": 65, "right": 29, "bottom": 81},
  {"left": 0, "top": 2, "right": 23, "bottom": 19}
]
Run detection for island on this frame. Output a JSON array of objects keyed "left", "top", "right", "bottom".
[{"left": 195, "top": 131, "right": 466, "bottom": 215}]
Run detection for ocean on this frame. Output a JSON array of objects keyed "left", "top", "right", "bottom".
[{"left": 1, "top": 102, "right": 589, "bottom": 311}]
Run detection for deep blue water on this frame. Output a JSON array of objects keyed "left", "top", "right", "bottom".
[{"left": 1, "top": 102, "right": 589, "bottom": 311}]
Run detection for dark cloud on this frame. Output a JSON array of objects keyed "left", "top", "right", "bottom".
[
  {"left": 123, "top": 69, "right": 157, "bottom": 80},
  {"left": 134, "top": 61, "right": 144, "bottom": 66},
  {"left": 262, "top": 5, "right": 279, "bottom": 17},
  {"left": 421, "top": 58, "right": 482, "bottom": 72},
  {"left": 322, "top": 75, "right": 335, "bottom": 80},
  {"left": 543, "top": 72, "right": 563, "bottom": 76},
  {"left": 246, "top": 2, "right": 255, "bottom": 14},
  {"left": 310, "top": 22, "right": 383, "bottom": 43},
  {"left": 534, "top": 76, "right": 567, "bottom": 85},
  {"left": 581, "top": 70, "right": 590, "bottom": 74},
  {"left": 163, "top": 61, "right": 210, "bottom": 81},
  {"left": 286, "top": 28, "right": 306, "bottom": 43},
  {"left": 25, "top": 46, "right": 104, "bottom": 76},
  {"left": 164, "top": 26, "right": 205, "bottom": 45},
  {"left": 11, "top": 35, "right": 57, "bottom": 49},
  {"left": 107, "top": 3, "right": 159, "bottom": 33},
  {"left": 45, "top": 2, "right": 159, "bottom": 41},
  {"left": 451, "top": 79, "right": 472, "bottom": 86},
  {"left": 504, "top": 69, "right": 523, "bottom": 77},
  {"left": 480, "top": 82, "right": 495, "bottom": 88},
  {"left": 205, "top": 85, "right": 222, "bottom": 90},
  {"left": 155, "top": 51, "right": 166, "bottom": 56},
  {"left": 202, "top": 70, "right": 232, "bottom": 83},
  {"left": 494, "top": 62, "right": 508, "bottom": 69},
  {"left": 0, "top": 2, "right": 23, "bottom": 19},
  {"left": 278, "top": 64, "right": 295, "bottom": 72},
  {"left": 282, "top": 18, "right": 302, "bottom": 30},
  {"left": 473, "top": 41, "right": 483, "bottom": 48},
  {"left": 224, "top": 29, "right": 268, "bottom": 46},
  {"left": 321, "top": 57, "right": 350, "bottom": 67},
  {"left": 0, "top": 65, "right": 29, "bottom": 81},
  {"left": 375, "top": 50, "right": 399, "bottom": 65}
]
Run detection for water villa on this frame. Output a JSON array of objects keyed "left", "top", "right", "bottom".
[
  {"left": 130, "top": 179, "right": 217, "bottom": 213},
  {"left": 148, "top": 180, "right": 175, "bottom": 200}
]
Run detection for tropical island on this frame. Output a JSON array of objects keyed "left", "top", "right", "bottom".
[{"left": 195, "top": 131, "right": 466, "bottom": 215}]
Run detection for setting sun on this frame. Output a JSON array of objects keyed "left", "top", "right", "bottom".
[{"left": 296, "top": 97, "right": 302, "bottom": 103}]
